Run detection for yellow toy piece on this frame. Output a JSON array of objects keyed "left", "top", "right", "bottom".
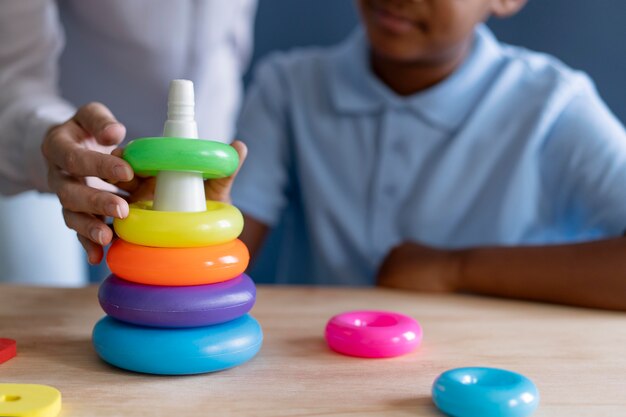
[
  {"left": 0, "top": 384, "right": 61, "bottom": 417},
  {"left": 113, "top": 200, "right": 244, "bottom": 247}
]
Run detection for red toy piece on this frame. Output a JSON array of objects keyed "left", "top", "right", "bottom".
[{"left": 0, "top": 338, "right": 16, "bottom": 364}]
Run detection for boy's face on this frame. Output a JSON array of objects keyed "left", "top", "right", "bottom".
[{"left": 357, "top": 0, "right": 512, "bottom": 64}]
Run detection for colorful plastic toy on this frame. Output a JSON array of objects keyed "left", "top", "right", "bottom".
[
  {"left": 432, "top": 367, "right": 540, "bottom": 417},
  {"left": 93, "top": 79, "right": 262, "bottom": 375},
  {"left": 0, "top": 383, "right": 61, "bottom": 417},
  {"left": 123, "top": 137, "right": 239, "bottom": 178},
  {"left": 93, "top": 315, "right": 263, "bottom": 375},
  {"left": 106, "top": 238, "right": 249, "bottom": 286},
  {"left": 113, "top": 200, "right": 243, "bottom": 247},
  {"left": 98, "top": 274, "right": 256, "bottom": 327},
  {"left": 0, "top": 338, "right": 16, "bottom": 364},
  {"left": 325, "top": 310, "right": 422, "bottom": 358}
]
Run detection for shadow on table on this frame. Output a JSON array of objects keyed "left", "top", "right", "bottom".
[
  {"left": 387, "top": 397, "right": 442, "bottom": 416},
  {"left": 20, "top": 336, "right": 174, "bottom": 379},
  {"left": 280, "top": 336, "right": 332, "bottom": 358},
  {"left": 32, "top": 336, "right": 265, "bottom": 380}
]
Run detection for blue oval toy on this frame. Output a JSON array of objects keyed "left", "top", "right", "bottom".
[
  {"left": 92, "top": 314, "right": 263, "bottom": 375},
  {"left": 432, "top": 367, "right": 539, "bottom": 417}
]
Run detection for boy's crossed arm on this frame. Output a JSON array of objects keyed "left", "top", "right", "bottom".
[{"left": 377, "top": 238, "right": 626, "bottom": 311}]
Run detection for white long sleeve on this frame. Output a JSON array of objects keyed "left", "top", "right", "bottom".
[
  {"left": 0, "top": 0, "right": 76, "bottom": 195},
  {"left": 0, "top": 0, "right": 256, "bottom": 196}
]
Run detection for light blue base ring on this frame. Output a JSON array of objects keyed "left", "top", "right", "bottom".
[{"left": 92, "top": 314, "right": 263, "bottom": 375}]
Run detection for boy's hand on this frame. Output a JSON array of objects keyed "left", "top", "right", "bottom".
[
  {"left": 377, "top": 242, "right": 464, "bottom": 293},
  {"left": 204, "top": 140, "right": 247, "bottom": 203}
]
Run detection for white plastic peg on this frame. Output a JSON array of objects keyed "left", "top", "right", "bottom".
[{"left": 152, "top": 80, "right": 206, "bottom": 212}]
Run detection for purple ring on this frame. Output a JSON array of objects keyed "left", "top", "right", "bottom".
[{"left": 99, "top": 273, "right": 256, "bottom": 328}]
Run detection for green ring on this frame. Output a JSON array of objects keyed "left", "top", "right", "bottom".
[{"left": 123, "top": 137, "right": 239, "bottom": 179}]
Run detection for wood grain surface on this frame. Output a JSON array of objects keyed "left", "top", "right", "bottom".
[{"left": 0, "top": 284, "right": 624, "bottom": 416}]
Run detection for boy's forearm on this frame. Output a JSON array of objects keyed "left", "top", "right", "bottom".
[
  {"left": 240, "top": 213, "right": 269, "bottom": 261},
  {"left": 460, "top": 237, "right": 626, "bottom": 311}
]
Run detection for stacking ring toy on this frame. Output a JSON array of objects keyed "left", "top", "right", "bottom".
[
  {"left": 107, "top": 238, "right": 249, "bottom": 286},
  {"left": 432, "top": 367, "right": 540, "bottom": 417},
  {"left": 99, "top": 274, "right": 256, "bottom": 327},
  {"left": 113, "top": 200, "right": 243, "bottom": 247},
  {"left": 92, "top": 314, "right": 263, "bottom": 375},
  {"left": 325, "top": 310, "right": 422, "bottom": 358},
  {"left": 123, "top": 137, "right": 239, "bottom": 179},
  {"left": 0, "top": 384, "right": 62, "bottom": 417}
]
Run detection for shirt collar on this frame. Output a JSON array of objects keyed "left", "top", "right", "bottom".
[{"left": 328, "top": 24, "right": 504, "bottom": 132}]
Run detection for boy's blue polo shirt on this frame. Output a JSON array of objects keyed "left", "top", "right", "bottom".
[{"left": 232, "top": 25, "right": 626, "bottom": 285}]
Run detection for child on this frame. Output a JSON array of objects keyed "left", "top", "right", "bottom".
[{"left": 232, "top": 0, "right": 626, "bottom": 310}]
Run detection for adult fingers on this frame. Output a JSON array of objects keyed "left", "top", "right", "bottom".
[
  {"left": 107, "top": 147, "right": 144, "bottom": 191},
  {"left": 73, "top": 102, "right": 126, "bottom": 146},
  {"left": 77, "top": 233, "right": 105, "bottom": 265},
  {"left": 62, "top": 208, "right": 114, "bottom": 247},
  {"left": 48, "top": 168, "right": 129, "bottom": 219},
  {"left": 43, "top": 125, "right": 133, "bottom": 182},
  {"left": 111, "top": 148, "right": 155, "bottom": 198}
]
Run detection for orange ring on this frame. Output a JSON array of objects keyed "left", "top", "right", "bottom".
[{"left": 107, "top": 239, "right": 249, "bottom": 286}]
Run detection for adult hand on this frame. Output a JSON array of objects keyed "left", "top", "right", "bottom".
[
  {"left": 377, "top": 242, "right": 464, "bottom": 293},
  {"left": 42, "top": 102, "right": 133, "bottom": 264}
]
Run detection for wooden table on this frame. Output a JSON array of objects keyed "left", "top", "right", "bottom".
[{"left": 0, "top": 285, "right": 624, "bottom": 416}]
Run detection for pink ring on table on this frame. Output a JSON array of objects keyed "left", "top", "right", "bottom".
[{"left": 325, "top": 310, "right": 422, "bottom": 358}]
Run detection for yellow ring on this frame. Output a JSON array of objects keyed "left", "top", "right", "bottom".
[{"left": 113, "top": 201, "right": 243, "bottom": 248}]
